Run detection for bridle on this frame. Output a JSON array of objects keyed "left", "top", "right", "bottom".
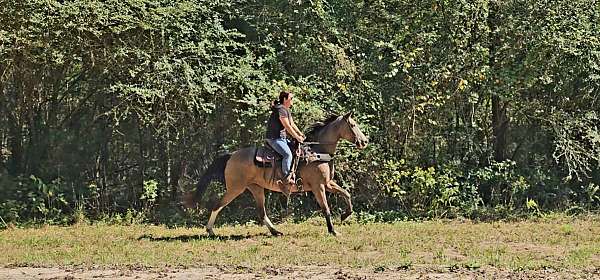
[
  {"left": 303, "top": 116, "right": 362, "bottom": 147},
  {"left": 347, "top": 119, "right": 363, "bottom": 146}
]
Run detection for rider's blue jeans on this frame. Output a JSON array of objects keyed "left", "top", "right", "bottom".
[{"left": 266, "top": 138, "right": 292, "bottom": 177}]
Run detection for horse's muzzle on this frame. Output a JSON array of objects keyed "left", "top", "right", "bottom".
[{"left": 356, "top": 139, "right": 368, "bottom": 150}]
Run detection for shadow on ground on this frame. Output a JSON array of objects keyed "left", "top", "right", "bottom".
[{"left": 137, "top": 232, "right": 272, "bottom": 242}]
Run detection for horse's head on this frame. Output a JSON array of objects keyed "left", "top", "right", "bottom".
[{"left": 340, "top": 112, "right": 368, "bottom": 149}]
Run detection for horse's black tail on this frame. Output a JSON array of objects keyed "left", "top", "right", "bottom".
[{"left": 182, "top": 153, "right": 232, "bottom": 209}]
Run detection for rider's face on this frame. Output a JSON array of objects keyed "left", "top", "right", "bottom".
[{"left": 285, "top": 93, "right": 294, "bottom": 107}]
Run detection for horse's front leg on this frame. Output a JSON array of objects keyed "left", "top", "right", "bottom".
[{"left": 312, "top": 183, "right": 337, "bottom": 236}]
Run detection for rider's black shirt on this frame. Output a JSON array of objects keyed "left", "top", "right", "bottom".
[{"left": 266, "top": 104, "right": 291, "bottom": 139}]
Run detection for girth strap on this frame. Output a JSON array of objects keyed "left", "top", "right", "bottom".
[{"left": 307, "top": 152, "right": 333, "bottom": 162}]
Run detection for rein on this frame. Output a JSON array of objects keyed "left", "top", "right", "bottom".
[
  {"left": 302, "top": 116, "right": 362, "bottom": 147},
  {"left": 301, "top": 142, "right": 355, "bottom": 150},
  {"left": 302, "top": 141, "right": 336, "bottom": 145}
]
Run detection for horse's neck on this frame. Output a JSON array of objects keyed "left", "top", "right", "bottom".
[{"left": 315, "top": 120, "right": 341, "bottom": 155}]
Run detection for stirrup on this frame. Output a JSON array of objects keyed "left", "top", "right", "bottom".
[
  {"left": 284, "top": 173, "right": 295, "bottom": 183},
  {"left": 276, "top": 180, "right": 292, "bottom": 197}
]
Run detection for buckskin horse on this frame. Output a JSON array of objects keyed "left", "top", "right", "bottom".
[{"left": 182, "top": 112, "right": 368, "bottom": 236}]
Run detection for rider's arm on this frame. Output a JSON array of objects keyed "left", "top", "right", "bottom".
[
  {"left": 280, "top": 116, "right": 304, "bottom": 142},
  {"left": 290, "top": 118, "right": 305, "bottom": 138}
]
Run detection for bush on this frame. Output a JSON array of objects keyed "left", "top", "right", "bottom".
[
  {"left": 377, "top": 160, "right": 481, "bottom": 218},
  {"left": 0, "top": 175, "right": 70, "bottom": 224},
  {"left": 468, "top": 160, "right": 531, "bottom": 209}
]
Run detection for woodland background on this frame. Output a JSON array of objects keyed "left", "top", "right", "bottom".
[{"left": 0, "top": 0, "right": 599, "bottom": 225}]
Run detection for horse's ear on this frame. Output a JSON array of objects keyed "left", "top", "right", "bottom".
[{"left": 343, "top": 112, "right": 353, "bottom": 119}]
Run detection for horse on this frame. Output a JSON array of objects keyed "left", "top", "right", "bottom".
[{"left": 182, "top": 112, "right": 368, "bottom": 236}]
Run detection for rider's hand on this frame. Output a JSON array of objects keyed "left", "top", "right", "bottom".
[{"left": 297, "top": 135, "right": 305, "bottom": 143}]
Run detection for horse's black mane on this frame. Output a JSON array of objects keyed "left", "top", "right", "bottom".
[{"left": 305, "top": 115, "right": 340, "bottom": 141}]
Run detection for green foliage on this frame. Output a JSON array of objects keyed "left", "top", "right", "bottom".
[
  {"left": 378, "top": 160, "right": 481, "bottom": 217},
  {"left": 140, "top": 180, "right": 158, "bottom": 203},
  {"left": 551, "top": 111, "right": 600, "bottom": 181},
  {"left": 469, "top": 161, "right": 531, "bottom": 208},
  {"left": 140, "top": 179, "right": 159, "bottom": 214},
  {"left": 0, "top": 175, "right": 70, "bottom": 224},
  {"left": 526, "top": 198, "right": 541, "bottom": 216},
  {"left": 0, "top": 0, "right": 598, "bottom": 224}
]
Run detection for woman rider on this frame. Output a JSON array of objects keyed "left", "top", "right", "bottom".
[{"left": 265, "top": 91, "right": 305, "bottom": 195}]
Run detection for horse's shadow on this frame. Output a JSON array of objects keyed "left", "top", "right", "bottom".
[{"left": 137, "top": 232, "right": 271, "bottom": 242}]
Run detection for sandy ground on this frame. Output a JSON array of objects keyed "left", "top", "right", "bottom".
[{"left": 1, "top": 266, "right": 599, "bottom": 280}]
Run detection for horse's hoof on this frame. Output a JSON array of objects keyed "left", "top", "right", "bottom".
[
  {"left": 270, "top": 230, "right": 284, "bottom": 236},
  {"left": 341, "top": 212, "right": 352, "bottom": 222},
  {"left": 206, "top": 228, "right": 215, "bottom": 236},
  {"left": 329, "top": 230, "right": 339, "bottom": 236}
]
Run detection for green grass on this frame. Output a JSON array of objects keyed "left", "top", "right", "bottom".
[{"left": 1, "top": 216, "right": 599, "bottom": 271}]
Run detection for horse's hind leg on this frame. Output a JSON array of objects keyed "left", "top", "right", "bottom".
[
  {"left": 206, "top": 187, "right": 244, "bottom": 236},
  {"left": 312, "top": 183, "right": 337, "bottom": 236},
  {"left": 248, "top": 184, "right": 283, "bottom": 236},
  {"left": 327, "top": 180, "right": 353, "bottom": 222}
]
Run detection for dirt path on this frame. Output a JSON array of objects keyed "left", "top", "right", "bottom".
[{"left": 1, "top": 266, "right": 598, "bottom": 280}]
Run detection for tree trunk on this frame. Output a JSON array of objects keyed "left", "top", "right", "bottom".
[
  {"left": 7, "top": 113, "right": 23, "bottom": 175},
  {"left": 489, "top": 1, "right": 509, "bottom": 163},
  {"left": 6, "top": 55, "right": 24, "bottom": 176},
  {"left": 492, "top": 95, "right": 508, "bottom": 162}
]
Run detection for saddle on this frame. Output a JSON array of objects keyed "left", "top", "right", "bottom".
[
  {"left": 254, "top": 140, "right": 297, "bottom": 168},
  {"left": 254, "top": 142, "right": 279, "bottom": 168},
  {"left": 254, "top": 140, "right": 335, "bottom": 192},
  {"left": 254, "top": 140, "right": 333, "bottom": 168}
]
